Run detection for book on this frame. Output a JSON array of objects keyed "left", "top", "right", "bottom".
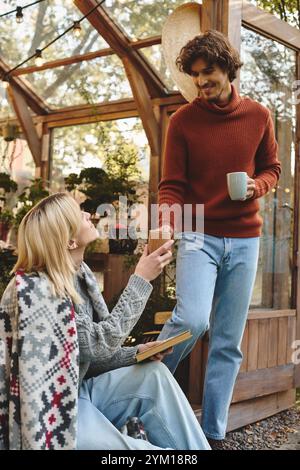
[{"left": 135, "top": 330, "right": 192, "bottom": 363}]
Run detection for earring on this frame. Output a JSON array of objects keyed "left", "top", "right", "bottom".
[{"left": 68, "top": 240, "right": 78, "bottom": 250}]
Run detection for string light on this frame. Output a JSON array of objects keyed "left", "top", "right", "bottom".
[
  {"left": 1, "top": 0, "right": 106, "bottom": 89},
  {"left": 0, "top": 0, "right": 47, "bottom": 19},
  {"left": 73, "top": 21, "right": 82, "bottom": 38},
  {"left": 16, "top": 7, "right": 24, "bottom": 24},
  {"left": 2, "top": 77, "right": 9, "bottom": 89},
  {"left": 35, "top": 49, "right": 45, "bottom": 67}
]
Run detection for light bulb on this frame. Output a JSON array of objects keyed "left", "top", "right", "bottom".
[
  {"left": 16, "top": 6, "right": 23, "bottom": 23},
  {"left": 2, "top": 79, "right": 9, "bottom": 89},
  {"left": 73, "top": 21, "right": 82, "bottom": 37},
  {"left": 35, "top": 49, "right": 45, "bottom": 67}
]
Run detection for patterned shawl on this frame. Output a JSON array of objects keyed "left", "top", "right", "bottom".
[{"left": 0, "top": 270, "right": 79, "bottom": 450}]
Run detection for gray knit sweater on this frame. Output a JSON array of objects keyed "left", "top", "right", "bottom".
[{"left": 74, "top": 262, "right": 153, "bottom": 387}]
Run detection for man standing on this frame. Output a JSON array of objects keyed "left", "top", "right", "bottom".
[{"left": 158, "top": 30, "right": 281, "bottom": 446}]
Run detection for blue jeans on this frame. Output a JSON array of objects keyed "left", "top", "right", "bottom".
[
  {"left": 158, "top": 233, "right": 260, "bottom": 440},
  {"left": 77, "top": 361, "right": 210, "bottom": 450}
]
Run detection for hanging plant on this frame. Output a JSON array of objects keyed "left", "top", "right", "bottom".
[{"left": 2, "top": 124, "right": 18, "bottom": 142}]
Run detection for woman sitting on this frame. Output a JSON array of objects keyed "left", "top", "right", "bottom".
[{"left": 0, "top": 193, "right": 210, "bottom": 450}]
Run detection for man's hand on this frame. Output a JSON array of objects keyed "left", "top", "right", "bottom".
[
  {"left": 137, "top": 341, "right": 173, "bottom": 362},
  {"left": 240, "top": 176, "right": 256, "bottom": 201}
]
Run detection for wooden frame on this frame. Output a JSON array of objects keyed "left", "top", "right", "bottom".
[
  {"left": 11, "top": 37, "right": 162, "bottom": 78},
  {"left": 1, "top": 0, "right": 300, "bottom": 433},
  {"left": 242, "top": 1, "right": 300, "bottom": 50},
  {"left": 7, "top": 85, "right": 42, "bottom": 167},
  {"left": 74, "top": 0, "right": 166, "bottom": 98},
  {"left": 293, "top": 51, "right": 300, "bottom": 388},
  {"left": 0, "top": 58, "right": 49, "bottom": 115}
]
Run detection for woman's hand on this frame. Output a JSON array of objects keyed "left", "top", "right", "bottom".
[
  {"left": 134, "top": 239, "right": 174, "bottom": 282},
  {"left": 137, "top": 341, "right": 173, "bottom": 361}
]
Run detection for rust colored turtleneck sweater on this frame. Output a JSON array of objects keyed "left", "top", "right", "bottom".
[{"left": 158, "top": 85, "right": 281, "bottom": 237}]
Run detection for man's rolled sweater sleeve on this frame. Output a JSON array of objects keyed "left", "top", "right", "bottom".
[
  {"left": 253, "top": 112, "right": 281, "bottom": 199},
  {"left": 158, "top": 116, "right": 188, "bottom": 227},
  {"left": 76, "top": 274, "right": 152, "bottom": 362}
]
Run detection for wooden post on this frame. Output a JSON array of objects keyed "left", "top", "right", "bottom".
[
  {"left": 273, "top": 118, "right": 294, "bottom": 309},
  {"left": 0, "top": 58, "right": 48, "bottom": 115},
  {"left": 7, "top": 84, "right": 42, "bottom": 174},
  {"left": 74, "top": 0, "right": 165, "bottom": 98},
  {"left": 201, "top": 0, "right": 217, "bottom": 31},
  {"left": 201, "top": 1, "right": 242, "bottom": 90},
  {"left": 41, "top": 124, "right": 50, "bottom": 183},
  {"left": 160, "top": 107, "right": 170, "bottom": 178},
  {"left": 122, "top": 57, "right": 161, "bottom": 214},
  {"left": 293, "top": 52, "right": 300, "bottom": 388}
]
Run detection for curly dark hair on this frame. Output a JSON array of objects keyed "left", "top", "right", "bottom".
[{"left": 176, "top": 30, "right": 243, "bottom": 82}]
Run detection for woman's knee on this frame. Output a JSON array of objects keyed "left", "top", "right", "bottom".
[{"left": 139, "top": 361, "right": 173, "bottom": 384}]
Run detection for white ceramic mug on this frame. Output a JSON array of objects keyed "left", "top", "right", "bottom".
[{"left": 227, "top": 172, "right": 247, "bottom": 200}]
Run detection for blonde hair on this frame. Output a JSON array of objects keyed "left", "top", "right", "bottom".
[{"left": 12, "top": 192, "right": 82, "bottom": 304}]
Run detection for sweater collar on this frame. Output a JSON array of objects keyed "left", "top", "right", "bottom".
[{"left": 193, "top": 84, "right": 242, "bottom": 114}]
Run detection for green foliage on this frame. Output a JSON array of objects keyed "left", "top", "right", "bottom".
[
  {"left": 64, "top": 142, "right": 142, "bottom": 215},
  {"left": 65, "top": 166, "right": 133, "bottom": 215},
  {"left": 0, "top": 247, "right": 17, "bottom": 299},
  {"left": 0, "top": 209, "right": 14, "bottom": 226},
  {"left": 0, "top": 172, "right": 18, "bottom": 194},
  {"left": 52, "top": 118, "right": 148, "bottom": 196},
  {"left": 14, "top": 178, "right": 50, "bottom": 228},
  {"left": 254, "top": 0, "right": 300, "bottom": 28}
]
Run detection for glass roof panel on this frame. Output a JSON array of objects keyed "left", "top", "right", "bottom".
[
  {"left": 140, "top": 45, "right": 177, "bottom": 91},
  {"left": 22, "top": 54, "right": 132, "bottom": 109},
  {"left": 0, "top": 0, "right": 108, "bottom": 68},
  {"left": 103, "top": 0, "right": 201, "bottom": 40}
]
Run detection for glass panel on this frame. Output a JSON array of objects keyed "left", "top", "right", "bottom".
[
  {"left": 0, "top": 88, "right": 15, "bottom": 119},
  {"left": 140, "top": 45, "right": 177, "bottom": 91},
  {"left": 51, "top": 118, "right": 150, "bottom": 192},
  {"left": 22, "top": 55, "right": 132, "bottom": 108},
  {"left": 241, "top": 27, "right": 296, "bottom": 309},
  {"left": 0, "top": 134, "right": 35, "bottom": 244},
  {"left": 1, "top": 137, "right": 35, "bottom": 188},
  {"left": 0, "top": 0, "right": 108, "bottom": 67},
  {"left": 103, "top": 0, "right": 200, "bottom": 40}
]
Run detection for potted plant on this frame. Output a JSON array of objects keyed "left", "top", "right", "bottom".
[
  {"left": 65, "top": 163, "right": 141, "bottom": 255},
  {"left": 0, "top": 172, "right": 18, "bottom": 194},
  {"left": 0, "top": 173, "right": 18, "bottom": 242},
  {"left": 2, "top": 123, "right": 18, "bottom": 142},
  {"left": 0, "top": 243, "right": 17, "bottom": 298},
  {"left": 0, "top": 209, "right": 15, "bottom": 241},
  {"left": 13, "top": 178, "right": 49, "bottom": 229}
]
